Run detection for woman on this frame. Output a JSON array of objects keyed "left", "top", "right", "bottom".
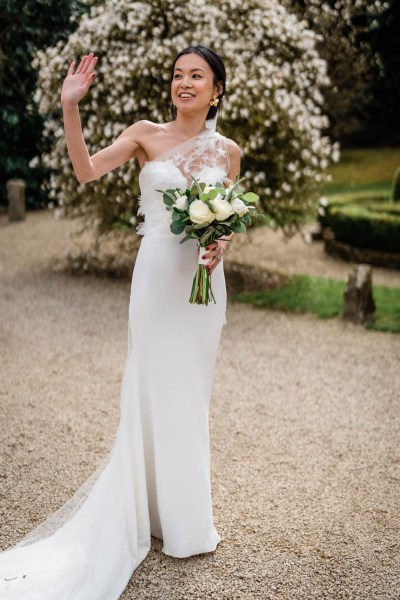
[{"left": 0, "top": 45, "right": 241, "bottom": 599}]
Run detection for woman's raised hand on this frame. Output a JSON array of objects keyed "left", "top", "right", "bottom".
[{"left": 61, "top": 52, "right": 98, "bottom": 107}]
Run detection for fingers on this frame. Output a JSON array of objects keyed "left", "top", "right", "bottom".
[
  {"left": 75, "top": 52, "right": 98, "bottom": 75},
  {"left": 86, "top": 54, "right": 98, "bottom": 74},
  {"left": 75, "top": 55, "right": 87, "bottom": 75},
  {"left": 204, "top": 241, "right": 218, "bottom": 256},
  {"left": 203, "top": 242, "right": 219, "bottom": 261},
  {"left": 67, "top": 61, "right": 75, "bottom": 76},
  {"left": 197, "top": 241, "right": 222, "bottom": 274},
  {"left": 204, "top": 242, "right": 223, "bottom": 275},
  {"left": 207, "top": 257, "right": 220, "bottom": 275}
]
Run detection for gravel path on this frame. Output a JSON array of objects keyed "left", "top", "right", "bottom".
[{"left": 1, "top": 211, "right": 399, "bottom": 599}]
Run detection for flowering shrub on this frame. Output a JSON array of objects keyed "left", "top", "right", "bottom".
[{"left": 34, "top": 0, "right": 339, "bottom": 267}]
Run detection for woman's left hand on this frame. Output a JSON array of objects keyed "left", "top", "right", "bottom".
[{"left": 198, "top": 240, "right": 225, "bottom": 275}]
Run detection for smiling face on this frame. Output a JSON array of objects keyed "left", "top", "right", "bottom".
[{"left": 171, "top": 53, "right": 222, "bottom": 118}]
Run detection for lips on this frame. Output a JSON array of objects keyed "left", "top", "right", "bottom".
[{"left": 178, "top": 93, "right": 195, "bottom": 99}]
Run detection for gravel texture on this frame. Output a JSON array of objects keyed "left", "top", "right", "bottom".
[{"left": 1, "top": 211, "right": 400, "bottom": 599}]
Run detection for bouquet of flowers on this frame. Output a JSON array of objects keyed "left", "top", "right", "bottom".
[{"left": 158, "top": 177, "right": 261, "bottom": 305}]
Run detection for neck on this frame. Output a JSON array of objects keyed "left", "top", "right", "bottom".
[{"left": 172, "top": 111, "right": 209, "bottom": 138}]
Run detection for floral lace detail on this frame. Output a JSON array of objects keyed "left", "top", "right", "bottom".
[
  {"left": 136, "top": 131, "right": 231, "bottom": 237},
  {"left": 172, "top": 131, "right": 230, "bottom": 185}
]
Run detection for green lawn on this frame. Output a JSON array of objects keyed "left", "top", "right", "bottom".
[
  {"left": 232, "top": 274, "right": 400, "bottom": 333},
  {"left": 323, "top": 147, "right": 400, "bottom": 197}
]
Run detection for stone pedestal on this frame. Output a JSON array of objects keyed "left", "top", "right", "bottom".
[
  {"left": 343, "top": 264, "right": 376, "bottom": 324},
  {"left": 7, "top": 179, "right": 26, "bottom": 221}
]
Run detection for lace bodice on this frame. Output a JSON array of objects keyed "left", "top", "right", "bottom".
[{"left": 136, "top": 130, "right": 230, "bottom": 237}]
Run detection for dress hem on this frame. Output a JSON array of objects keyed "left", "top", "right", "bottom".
[{"left": 161, "top": 534, "right": 222, "bottom": 559}]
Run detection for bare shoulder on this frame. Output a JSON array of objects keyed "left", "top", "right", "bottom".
[
  {"left": 224, "top": 136, "right": 242, "bottom": 159},
  {"left": 120, "top": 119, "right": 160, "bottom": 138},
  {"left": 221, "top": 135, "right": 241, "bottom": 181},
  {"left": 116, "top": 120, "right": 165, "bottom": 163}
]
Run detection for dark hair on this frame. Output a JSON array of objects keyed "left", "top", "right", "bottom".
[{"left": 170, "top": 45, "right": 226, "bottom": 121}]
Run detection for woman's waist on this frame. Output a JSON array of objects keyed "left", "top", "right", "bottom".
[{"left": 140, "top": 231, "right": 187, "bottom": 241}]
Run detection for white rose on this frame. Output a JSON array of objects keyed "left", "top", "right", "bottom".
[
  {"left": 210, "top": 195, "right": 235, "bottom": 221},
  {"left": 173, "top": 194, "right": 188, "bottom": 210},
  {"left": 189, "top": 200, "right": 215, "bottom": 224},
  {"left": 231, "top": 197, "right": 249, "bottom": 217}
]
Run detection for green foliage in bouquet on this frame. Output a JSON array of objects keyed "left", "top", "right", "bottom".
[
  {"left": 158, "top": 176, "right": 262, "bottom": 305},
  {"left": 160, "top": 177, "right": 260, "bottom": 247}
]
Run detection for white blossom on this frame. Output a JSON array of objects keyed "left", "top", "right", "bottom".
[{"left": 34, "top": 0, "right": 338, "bottom": 245}]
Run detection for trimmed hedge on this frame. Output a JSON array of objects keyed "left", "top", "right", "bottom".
[
  {"left": 391, "top": 167, "right": 400, "bottom": 202},
  {"left": 319, "top": 192, "right": 400, "bottom": 252}
]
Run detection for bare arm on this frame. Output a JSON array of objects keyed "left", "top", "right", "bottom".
[
  {"left": 220, "top": 139, "right": 241, "bottom": 247},
  {"left": 61, "top": 53, "right": 141, "bottom": 184},
  {"left": 226, "top": 139, "right": 242, "bottom": 183},
  {"left": 205, "top": 139, "right": 242, "bottom": 274}
]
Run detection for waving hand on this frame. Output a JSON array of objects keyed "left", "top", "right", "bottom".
[{"left": 61, "top": 52, "right": 98, "bottom": 107}]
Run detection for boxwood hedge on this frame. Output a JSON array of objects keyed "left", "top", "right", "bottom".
[{"left": 319, "top": 192, "right": 400, "bottom": 252}]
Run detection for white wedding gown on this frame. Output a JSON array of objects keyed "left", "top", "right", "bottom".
[{"left": 0, "top": 128, "right": 230, "bottom": 599}]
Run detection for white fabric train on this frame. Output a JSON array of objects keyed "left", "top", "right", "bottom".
[{"left": 0, "top": 128, "right": 230, "bottom": 599}]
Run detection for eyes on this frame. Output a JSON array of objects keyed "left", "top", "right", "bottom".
[{"left": 173, "top": 73, "right": 202, "bottom": 79}]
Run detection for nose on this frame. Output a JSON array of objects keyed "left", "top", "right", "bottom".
[{"left": 180, "top": 76, "right": 192, "bottom": 88}]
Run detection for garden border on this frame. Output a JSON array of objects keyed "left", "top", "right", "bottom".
[{"left": 323, "top": 228, "right": 400, "bottom": 270}]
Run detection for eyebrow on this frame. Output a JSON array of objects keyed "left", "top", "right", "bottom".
[{"left": 174, "top": 67, "right": 206, "bottom": 73}]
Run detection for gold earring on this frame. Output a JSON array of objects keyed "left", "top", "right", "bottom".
[{"left": 209, "top": 94, "right": 219, "bottom": 107}]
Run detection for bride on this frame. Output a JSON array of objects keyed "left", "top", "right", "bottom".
[{"left": 0, "top": 45, "right": 241, "bottom": 599}]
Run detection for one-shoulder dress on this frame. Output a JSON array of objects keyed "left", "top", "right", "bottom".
[{"left": 0, "top": 128, "right": 230, "bottom": 599}]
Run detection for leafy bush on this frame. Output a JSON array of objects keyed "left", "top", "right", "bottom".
[
  {"left": 0, "top": 0, "right": 88, "bottom": 209},
  {"left": 34, "top": 0, "right": 338, "bottom": 257},
  {"left": 284, "top": 0, "right": 388, "bottom": 142},
  {"left": 320, "top": 195, "right": 400, "bottom": 252}
]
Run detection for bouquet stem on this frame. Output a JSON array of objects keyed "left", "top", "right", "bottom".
[{"left": 189, "top": 245, "right": 216, "bottom": 305}]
